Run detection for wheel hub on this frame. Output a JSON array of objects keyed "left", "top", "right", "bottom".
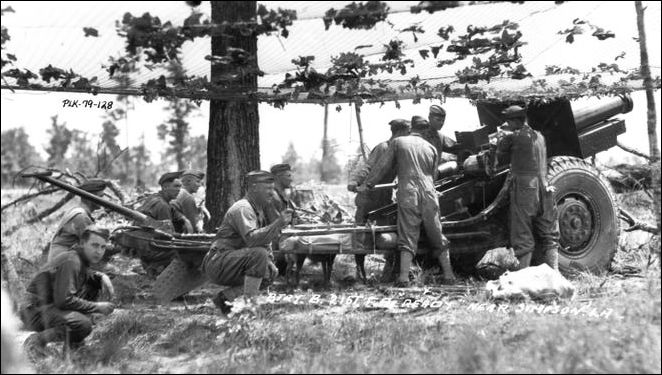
[{"left": 558, "top": 197, "right": 593, "bottom": 252}]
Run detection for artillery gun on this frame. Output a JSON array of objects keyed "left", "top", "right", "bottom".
[{"left": 22, "top": 94, "right": 635, "bottom": 302}]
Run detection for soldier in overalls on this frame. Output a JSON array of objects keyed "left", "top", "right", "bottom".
[{"left": 495, "top": 105, "right": 560, "bottom": 270}]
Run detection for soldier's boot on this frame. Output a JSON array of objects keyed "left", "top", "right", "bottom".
[
  {"left": 516, "top": 252, "right": 532, "bottom": 270},
  {"left": 437, "top": 250, "right": 457, "bottom": 284},
  {"left": 243, "top": 276, "right": 263, "bottom": 302},
  {"left": 395, "top": 251, "right": 413, "bottom": 286},
  {"left": 212, "top": 286, "right": 242, "bottom": 314},
  {"left": 543, "top": 246, "right": 559, "bottom": 271},
  {"left": 23, "top": 328, "right": 62, "bottom": 360}
]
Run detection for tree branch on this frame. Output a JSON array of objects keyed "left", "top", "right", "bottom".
[
  {"left": 617, "top": 141, "right": 652, "bottom": 161},
  {"left": 0, "top": 186, "right": 59, "bottom": 212}
]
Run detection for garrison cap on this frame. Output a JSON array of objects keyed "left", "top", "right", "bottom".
[
  {"left": 158, "top": 171, "right": 183, "bottom": 185},
  {"left": 411, "top": 115, "right": 430, "bottom": 130},
  {"left": 82, "top": 224, "right": 110, "bottom": 241},
  {"left": 181, "top": 169, "right": 205, "bottom": 180},
  {"left": 77, "top": 179, "right": 107, "bottom": 193},
  {"left": 270, "top": 163, "right": 292, "bottom": 175},
  {"left": 501, "top": 105, "right": 526, "bottom": 119},
  {"left": 389, "top": 119, "right": 411, "bottom": 131},
  {"left": 246, "top": 170, "right": 274, "bottom": 184},
  {"left": 429, "top": 104, "right": 446, "bottom": 117}
]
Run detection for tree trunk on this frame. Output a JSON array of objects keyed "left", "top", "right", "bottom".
[
  {"left": 206, "top": 1, "right": 260, "bottom": 230},
  {"left": 635, "top": 1, "right": 661, "bottom": 261}
]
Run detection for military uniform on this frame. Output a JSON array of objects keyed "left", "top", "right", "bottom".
[
  {"left": 350, "top": 141, "right": 395, "bottom": 224},
  {"left": 495, "top": 106, "right": 560, "bottom": 269},
  {"left": 422, "top": 128, "right": 458, "bottom": 162},
  {"left": 20, "top": 247, "right": 103, "bottom": 345},
  {"left": 173, "top": 189, "right": 200, "bottom": 232},
  {"left": 202, "top": 197, "right": 279, "bottom": 288},
  {"left": 367, "top": 133, "right": 446, "bottom": 257}
]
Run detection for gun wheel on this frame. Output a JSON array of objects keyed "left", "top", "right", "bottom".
[{"left": 547, "top": 156, "right": 620, "bottom": 274}]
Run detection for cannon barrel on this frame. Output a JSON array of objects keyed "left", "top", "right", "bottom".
[
  {"left": 573, "top": 94, "right": 633, "bottom": 131},
  {"left": 21, "top": 172, "right": 151, "bottom": 225}
]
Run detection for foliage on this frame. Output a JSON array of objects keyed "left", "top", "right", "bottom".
[
  {"left": 0, "top": 127, "right": 43, "bottom": 186},
  {"left": 323, "top": 1, "right": 390, "bottom": 30},
  {"left": 45, "top": 115, "right": 73, "bottom": 166},
  {"left": 558, "top": 18, "right": 615, "bottom": 44}
]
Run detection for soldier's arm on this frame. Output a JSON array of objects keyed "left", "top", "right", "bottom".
[
  {"left": 180, "top": 196, "right": 200, "bottom": 230},
  {"left": 52, "top": 257, "right": 99, "bottom": 314},
  {"left": 440, "top": 133, "right": 460, "bottom": 155},
  {"left": 365, "top": 141, "right": 396, "bottom": 188},
  {"left": 234, "top": 206, "right": 284, "bottom": 248},
  {"left": 495, "top": 130, "right": 514, "bottom": 166},
  {"left": 352, "top": 143, "right": 386, "bottom": 185}
]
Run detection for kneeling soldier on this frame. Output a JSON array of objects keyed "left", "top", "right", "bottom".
[
  {"left": 202, "top": 171, "right": 293, "bottom": 313},
  {"left": 21, "top": 225, "right": 115, "bottom": 358}
]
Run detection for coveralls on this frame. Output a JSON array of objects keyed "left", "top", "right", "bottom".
[
  {"left": 366, "top": 133, "right": 448, "bottom": 259},
  {"left": 48, "top": 206, "right": 94, "bottom": 261},
  {"left": 349, "top": 140, "right": 397, "bottom": 281},
  {"left": 422, "top": 128, "right": 458, "bottom": 163},
  {"left": 202, "top": 197, "right": 278, "bottom": 289},
  {"left": 496, "top": 123, "right": 560, "bottom": 269},
  {"left": 20, "top": 247, "right": 103, "bottom": 345}
]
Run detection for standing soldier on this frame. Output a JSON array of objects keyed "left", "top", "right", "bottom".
[
  {"left": 364, "top": 116, "right": 456, "bottom": 285},
  {"left": 495, "top": 105, "right": 560, "bottom": 270},
  {"left": 424, "top": 104, "right": 459, "bottom": 162},
  {"left": 21, "top": 225, "right": 115, "bottom": 358},
  {"left": 47, "top": 179, "right": 107, "bottom": 261},
  {"left": 173, "top": 169, "right": 205, "bottom": 233},
  {"left": 202, "top": 171, "right": 293, "bottom": 313},
  {"left": 348, "top": 119, "right": 411, "bottom": 282}
]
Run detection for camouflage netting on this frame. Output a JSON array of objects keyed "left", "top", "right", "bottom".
[{"left": 1, "top": 1, "right": 660, "bottom": 104}]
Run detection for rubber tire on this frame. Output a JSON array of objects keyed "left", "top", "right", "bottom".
[{"left": 547, "top": 156, "right": 620, "bottom": 274}]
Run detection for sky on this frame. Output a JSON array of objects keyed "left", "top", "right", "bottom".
[{"left": 1, "top": 1, "right": 661, "bottom": 170}]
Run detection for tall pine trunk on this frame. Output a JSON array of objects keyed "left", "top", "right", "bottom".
[{"left": 206, "top": 1, "right": 260, "bottom": 230}]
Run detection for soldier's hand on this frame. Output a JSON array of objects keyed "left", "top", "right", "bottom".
[
  {"left": 267, "top": 261, "right": 279, "bottom": 279},
  {"left": 279, "top": 209, "right": 294, "bottom": 226},
  {"left": 356, "top": 185, "right": 369, "bottom": 193},
  {"left": 546, "top": 185, "right": 557, "bottom": 193},
  {"left": 347, "top": 183, "right": 358, "bottom": 193},
  {"left": 95, "top": 301, "right": 115, "bottom": 315},
  {"left": 100, "top": 273, "right": 115, "bottom": 300}
]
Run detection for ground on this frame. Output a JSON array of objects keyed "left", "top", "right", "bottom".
[{"left": 1, "top": 186, "right": 660, "bottom": 373}]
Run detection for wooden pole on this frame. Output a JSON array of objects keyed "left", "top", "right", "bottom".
[
  {"left": 355, "top": 102, "right": 368, "bottom": 160},
  {"left": 634, "top": 2, "right": 661, "bottom": 249},
  {"left": 321, "top": 104, "right": 330, "bottom": 182}
]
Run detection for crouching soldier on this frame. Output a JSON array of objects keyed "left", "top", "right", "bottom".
[
  {"left": 495, "top": 105, "right": 560, "bottom": 270},
  {"left": 202, "top": 171, "right": 293, "bottom": 313},
  {"left": 21, "top": 225, "right": 115, "bottom": 358}
]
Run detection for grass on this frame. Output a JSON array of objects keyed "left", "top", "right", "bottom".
[{"left": 1, "top": 187, "right": 660, "bottom": 373}]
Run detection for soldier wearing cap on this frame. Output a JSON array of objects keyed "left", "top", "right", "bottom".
[
  {"left": 173, "top": 169, "right": 206, "bottom": 233},
  {"left": 47, "top": 179, "right": 108, "bottom": 261},
  {"left": 424, "top": 104, "right": 460, "bottom": 163},
  {"left": 138, "top": 171, "right": 192, "bottom": 233},
  {"left": 364, "top": 115, "right": 456, "bottom": 286},
  {"left": 137, "top": 172, "right": 193, "bottom": 277},
  {"left": 348, "top": 118, "right": 411, "bottom": 282},
  {"left": 21, "top": 225, "right": 115, "bottom": 358},
  {"left": 202, "top": 171, "right": 293, "bottom": 313},
  {"left": 268, "top": 164, "right": 297, "bottom": 215},
  {"left": 495, "top": 105, "right": 560, "bottom": 270}
]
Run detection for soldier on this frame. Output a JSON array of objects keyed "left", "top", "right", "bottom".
[
  {"left": 424, "top": 104, "right": 460, "bottom": 162},
  {"left": 364, "top": 116, "right": 456, "bottom": 286},
  {"left": 47, "top": 179, "right": 107, "bottom": 261},
  {"left": 495, "top": 105, "right": 560, "bottom": 270},
  {"left": 173, "top": 169, "right": 205, "bottom": 233},
  {"left": 21, "top": 225, "right": 115, "bottom": 358},
  {"left": 348, "top": 119, "right": 411, "bottom": 282},
  {"left": 136, "top": 172, "right": 192, "bottom": 277},
  {"left": 202, "top": 171, "right": 293, "bottom": 313},
  {"left": 137, "top": 171, "right": 193, "bottom": 233},
  {"left": 267, "top": 163, "right": 297, "bottom": 276}
]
